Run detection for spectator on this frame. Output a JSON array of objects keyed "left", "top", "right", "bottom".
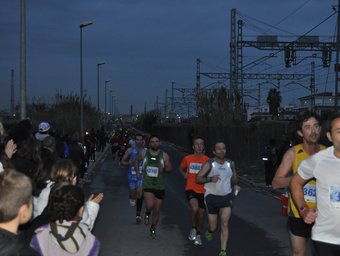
[
  {"left": 30, "top": 184, "right": 100, "bottom": 255},
  {"left": 32, "top": 159, "right": 103, "bottom": 230},
  {"left": 11, "top": 137, "right": 41, "bottom": 179},
  {"left": 0, "top": 169, "right": 38, "bottom": 255},
  {"left": 98, "top": 127, "right": 107, "bottom": 152},
  {"left": 34, "top": 122, "right": 51, "bottom": 141},
  {"left": 0, "top": 139, "right": 17, "bottom": 172},
  {"left": 262, "top": 138, "right": 277, "bottom": 186},
  {"left": 68, "top": 133, "right": 85, "bottom": 179}
]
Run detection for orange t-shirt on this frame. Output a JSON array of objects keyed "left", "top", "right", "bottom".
[{"left": 180, "top": 154, "right": 209, "bottom": 194}]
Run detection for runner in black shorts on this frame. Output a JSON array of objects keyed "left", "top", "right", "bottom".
[
  {"left": 143, "top": 188, "right": 165, "bottom": 200},
  {"left": 205, "top": 194, "right": 233, "bottom": 215},
  {"left": 180, "top": 137, "right": 209, "bottom": 245},
  {"left": 287, "top": 216, "right": 313, "bottom": 238}
]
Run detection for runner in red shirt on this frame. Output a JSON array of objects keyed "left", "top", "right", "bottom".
[{"left": 179, "top": 136, "right": 209, "bottom": 246}]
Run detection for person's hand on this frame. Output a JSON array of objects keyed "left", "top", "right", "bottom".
[
  {"left": 302, "top": 208, "right": 317, "bottom": 224},
  {"left": 211, "top": 174, "right": 220, "bottom": 183},
  {"left": 5, "top": 139, "right": 17, "bottom": 159},
  {"left": 88, "top": 193, "right": 104, "bottom": 204},
  {"left": 234, "top": 185, "right": 241, "bottom": 195}
]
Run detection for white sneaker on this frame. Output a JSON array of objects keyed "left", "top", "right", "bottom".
[
  {"left": 129, "top": 199, "right": 136, "bottom": 206},
  {"left": 194, "top": 234, "right": 202, "bottom": 245},
  {"left": 188, "top": 228, "right": 196, "bottom": 241}
]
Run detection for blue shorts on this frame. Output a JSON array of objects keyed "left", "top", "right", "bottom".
[{"left": 128, "top": 173, "right": 142, "bottom": 190}]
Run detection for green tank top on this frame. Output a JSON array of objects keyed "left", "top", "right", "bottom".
[{"left": 142, "top": 150, "right": 165, "bottom": 190}]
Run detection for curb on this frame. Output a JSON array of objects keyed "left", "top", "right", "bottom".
[{"left": 238, "top": 175, "right": 284, "bottom": 199}]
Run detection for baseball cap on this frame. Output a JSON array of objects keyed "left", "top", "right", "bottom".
[{"left": 38, "top": 122, "right": 50, "bottom": 133}]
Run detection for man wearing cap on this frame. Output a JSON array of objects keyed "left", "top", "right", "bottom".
[{"left": 35, "top": 122, "right": 51, "bottom": 141}]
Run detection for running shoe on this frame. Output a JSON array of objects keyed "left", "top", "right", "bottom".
[
  {"left": 205, "top": 230, "right": 213, "bottom": 241},
  {"left": 218, "top": 250, "right": 227, "bottom": 256},
  {"left": 194, "top": 234, "right": 202, "bottom": 245},
  {"left": 144, "top": 213, "right": 150, "bottom": 225},
  {"left": 188, "top": 228, "right": 196, "bottom": 241},
  {"left": 150, "top": 227, "right": 156, "bottom": 239},
  {"left": 136, "top": 215, "right": 142, "bottom": 225},
  {"left": 129, "top": 199, "right": 136, "bottom": 207}
]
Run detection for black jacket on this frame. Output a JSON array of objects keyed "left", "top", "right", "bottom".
[{"left": 0, "top": 227, "right": 38, "bottom": 256}]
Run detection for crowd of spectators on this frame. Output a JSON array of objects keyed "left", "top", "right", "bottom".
[{"left": 0, "top": 119, "right": 104, "bottom": 255}]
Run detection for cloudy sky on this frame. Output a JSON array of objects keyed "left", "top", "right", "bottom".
[{"left": 0, "top": 0, "right": 337, "bottom": 114}]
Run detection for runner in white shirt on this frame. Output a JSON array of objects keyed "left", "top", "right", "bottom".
[
  {"left": 291, "top": 113, "right": 340, "bottom": 256},
  {"left": 196, "top": 141, "right": 240, "bottom": 256}
]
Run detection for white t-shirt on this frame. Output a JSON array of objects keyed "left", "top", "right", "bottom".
[
  {"left": 204, "top": 159, "right": 233, "bottom": 197},
  {"left": 298, "top": 146, "right": 340, "bottom": 245}
]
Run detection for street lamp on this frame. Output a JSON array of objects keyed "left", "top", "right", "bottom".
[
  {"left": 97, "top": 61, "right": 105, "bottom": 112},
  {"left": 80, "top": 21, "right": 93, "bottom": 138},
  {"left": 109, "top": 88, "right": 112, "bottom": 115},
  {"left": 104, "top": 80, "right": 110, "bottom": 114}
]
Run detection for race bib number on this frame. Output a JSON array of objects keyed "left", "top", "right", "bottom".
[
  {"left": 131, "top": 165, "right": 143, "bottom": 175},
  {"left": 330, "top": 185, "right": 340, "bottom": 210},
  {"left": 189, "top": 163, "right": 202, "bottom": 174},
  {"left": 146, "top": 166, "right": 159, "bottom": 177},
  {"left": 303, "top": 183, "right": 316, "bottom": 203}
]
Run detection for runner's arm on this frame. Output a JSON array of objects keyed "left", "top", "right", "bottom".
[
  {"left": 135, "top": 150, "right": 146, "bottom": 179},
  {"left": 120, "top": 148, "right": 131, "bottom": 166},
  {"left": 272, "top": 147, "right": 295, "bottom": 189},
  {"left": 230, "top": 161, "right": 240, "bottom": 191},
  {"left": 196, "top": 161, "right": 213, "bottom": 184},
  {"left": 163, "top": 152, "right": 172, "bottom": 172},
  {"left": 179, "top": 158, "right": 188, "bottom": 178},
  {"left": 290, "top": 173, "right": 317, "bottom": 223}
]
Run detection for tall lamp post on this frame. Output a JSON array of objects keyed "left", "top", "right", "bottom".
[
  {"left": 80, "top": 21, "right": 93, "bottom": 138},
  {"left": 97, "top": 61, "right": 105, "bottom": 112},
  {"left": 104, "top": 80, "right": 111, "bottom": 115},
  {"left": 109, "top": 88, "right": 112, "bottom": 115}
]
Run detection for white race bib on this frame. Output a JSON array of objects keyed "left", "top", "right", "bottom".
[
  {"left": 189, "top": 163, "right": 202, "bottom": 174},
  {"left": 303, "top": 183, "right": 316, "bottom": 203},
  {"left": 131, "top": 165, "right": 143, "bottom": 175},
  {"left": 330, "top": 185, "right": 340, "bottom": 210},
  {"left": 146, "top": 166, "right": 159, "bottom": 177}
]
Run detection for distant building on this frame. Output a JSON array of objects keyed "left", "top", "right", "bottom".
[
  {"left": 248, "top": 92, "right": 339, "bottom": 122},
  {"left": 297, "top": 92, "right": 339, "bottom": 117}
]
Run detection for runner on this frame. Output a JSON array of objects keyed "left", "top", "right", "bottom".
[
  {"left": 290, "top": 112, "right": 340, "bottom": 256},
  {"left": 272, "top": 111, "right": 325, "bottom": 256},
  {"left": 179, "top": 136, "right": 209, "bottom": 245},
  {"left": 196, "top": 141, "right": 240, "bottom": 256},
  {"left": 135, "top": 135, "right": 172, "bottom": 239},
  {"left": 121, "top": 134, "right": 146, "bottom": 224}
]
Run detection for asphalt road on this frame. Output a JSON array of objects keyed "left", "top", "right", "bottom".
[{"left": 85, "top": 144, "right": 294, "bottom": 256}]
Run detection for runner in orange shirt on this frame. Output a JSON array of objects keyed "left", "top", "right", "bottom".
[{"left": 179, "top": 136, "right": 209, "bottom": 246}]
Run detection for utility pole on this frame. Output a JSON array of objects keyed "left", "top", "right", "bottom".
[
  {"left": 258, "top": 84, "right": 261, "bottom": 112},
  {"left": 171, "top": 82, "right": 175, "bottom": 117},
  {"left": 165, "top": 89, "right": 168, "bottom": 117},
  {"left": 310, "top": 61, "right": 315, "bottom": 111},
  {"left": 230, "top": 8, "right": 237, "bottom": 93},
  {"left": 20, "top": 0, "right": 26, "bottom": 120},
  {"left": 335, "top": 0, "right": 340, "bottom": 109},
  {"left": 11, "top": 69, "right": 14, "bottom": 113}
]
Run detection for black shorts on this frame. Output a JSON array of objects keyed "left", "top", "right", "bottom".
[
  {"left": 287, "top": 216, "right": 313, "bottom": 238},
  {"left": 204, "top": 193, "right": 233, "bottom": 215},
  {"left": 312, "top": 240, "right": 340, "bottom": 256},
  {"left": 185, "top": 190, "right": 206, "bottom": 209},
  {"left": 143, "top": 188, "right": 165, "bottom": 200}
]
